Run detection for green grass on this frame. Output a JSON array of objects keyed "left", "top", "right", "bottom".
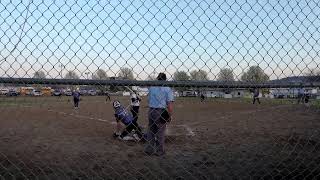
[
  {"left": 1, "top": 95, "right": 319, "bottom": 108},
  {"left": 311, "top": 99, "right": 320, "bottom": 108},
  {"left": 175, "top": 96, "right": 320, "bottom": 108},
  {"left": 0, "top": 98, "right": 46, "bottom": 106},
  {"left": 0, "top": 96, "right": 69, "bottom": 106}
]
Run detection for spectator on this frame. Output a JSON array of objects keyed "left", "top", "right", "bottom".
[{"left": 144, "top": 73, "right": 174, "bottom": 156}]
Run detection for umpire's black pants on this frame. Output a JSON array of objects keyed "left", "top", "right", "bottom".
[{"left": 144, "top": 108, "right": 167, "bottom": 155}]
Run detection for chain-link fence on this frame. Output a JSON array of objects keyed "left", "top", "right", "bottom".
[{"left": 1, "top": 0, "right": 320, "bottom": 179}]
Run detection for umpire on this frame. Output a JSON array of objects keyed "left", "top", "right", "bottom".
[{"left": 144, "top": 73, "right": 174, "bottom": 156}]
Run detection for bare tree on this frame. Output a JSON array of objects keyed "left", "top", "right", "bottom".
[
  {"left": 173, "top": 71, "right": 190, "bottom": 93},
  {"left": 190, "top": 70, "right": 209, "bottom": 81},
  {"left": 92, "top": 69, "right": 108, "bottom": 80},
  {"left": 218, "top": 68, "right": 234, "bottom": 81},
  {"left": 241, "top": 66, "right": 269, "bottom": 83},
  {"left": 118, "top": 67, "right": 134, "bottom": 80},
  {"left": 173, "top": 71, "right": 190, "bottom": 81},
  {"left": 64, "top": 70, "right": 79, "bottom": 79},
  {"left": 33, "top": 70, "right": 46, "bottom": 79}
]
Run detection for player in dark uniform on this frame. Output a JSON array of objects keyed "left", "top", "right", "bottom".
[
  {"left": 252, "top": 88, "right": 260, "bottom": 104},
  {"left": 105, "top": 91, "right": 111, "bottom": 102},
  {"left": 297, "top": 88, "right": 305, "bottom": 104},
  {"left": 112, "top": 101, "right": 143, "bottom": 141},
  {"left": 200, "top": 93, "right": 205, "bottom": 102},
  {"left": 304, "top": 92, "right": 310, "bottom": 104},
  {"left": 73, "top": 89, "right": 81, "bottom": 109}
]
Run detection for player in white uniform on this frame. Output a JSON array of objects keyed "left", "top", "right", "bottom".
[{"left": 130, "top": 91, "right": 141, "bottom": 122}]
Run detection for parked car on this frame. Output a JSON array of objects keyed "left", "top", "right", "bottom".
[
  {"left": 33, "top": 90, "right": 42, "bottom": 96},
  {"left": 52, "top": 89, "right": 62, "bottom": 96},
  {"left": 80, "top": 90, "right": 87, "bottom": 96},
  {"left": 26, "top": 91, "right": 33, "bottom": 96},
  {"left": 64, "top": 90, "right": 72, "bottom": 96},
  {"left": 183, "top": 91, "right": 197, "bottom": 97},
  {"left": 88, "top": 90, "right": 97, "bottom": 96},
  {"left": 276, "top": 94, "right": 285, "bottom": 99},
  {"left": 96, "top": 90, "right": 103, "bottom": 96},
  {"left": 7, "top": 90, "right": 18, "bottom": 96},
  {"left": 0, "top": 89, "right": 9, "bottom": 95}
]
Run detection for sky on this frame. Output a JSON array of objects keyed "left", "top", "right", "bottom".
[{"left": 0, "top": 0, "right": 319, "bottom": 80}]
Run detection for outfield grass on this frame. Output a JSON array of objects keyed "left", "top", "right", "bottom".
[
  {"left": 312, "top": 99, "right": 320, "bottom": 108},
  {"left": 0, "top": 96, "right": 68, "bottom": 106},
  {"left": 1, "top": 95, "right": 319, "bottom": 108}
]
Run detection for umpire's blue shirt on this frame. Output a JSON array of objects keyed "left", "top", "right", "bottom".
[{"left": 148, "top": 87, "right": 174, "bottom": 108}]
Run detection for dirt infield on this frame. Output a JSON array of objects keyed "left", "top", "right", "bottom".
[{"left": 1, "top": 96, "right": 320, "bottom": 179}]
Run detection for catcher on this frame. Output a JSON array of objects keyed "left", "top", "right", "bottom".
[{"left": 112, "top": 100, "right": 143, "bottom": 141}]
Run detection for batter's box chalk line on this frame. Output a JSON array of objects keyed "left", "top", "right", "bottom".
[{"left": 47, "top": 109, "right": 116, "bottom": 125}]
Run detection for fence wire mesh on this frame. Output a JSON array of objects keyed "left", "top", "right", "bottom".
[{"left": 0, "top": 0, "right": 320, "bottom": 179}]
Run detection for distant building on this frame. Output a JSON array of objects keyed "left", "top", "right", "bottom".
[
  {"left": 202, "top": 90, "right": 224, "bottom": 98},
  {"left": 230, "top": 89, "right": 250, "bottom": 98},
  {"left": 180, "top": 88, "right": 250, "bottom": 98},
  {"left": 269, "top": 76, "right": 320, "bottom": 99}
]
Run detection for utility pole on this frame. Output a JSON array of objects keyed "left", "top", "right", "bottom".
[{"left": 59, "top": 63, "right": 65, "bottom": 79}]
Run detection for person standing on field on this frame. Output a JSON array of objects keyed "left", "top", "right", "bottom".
[
  {"left": 252, "top": 88, "right": 261, "bottom": 104},
  {"left": 200, "top": 93, "right": 205, "bottom": 102},
  {"left": 105, "top": 91, "right": 111, "bottom": 102},
  {"left": 297, "top": 87, "right": 305, "bottom": 104},
  {"left": 130, "top": 91, "right": 141, "bottom": 123},
  {"left": 144, "top": 72, "right": 174, "bottom": 156},
  {"left": 73, "top": 88, "right": 81, "bottom": 109}
]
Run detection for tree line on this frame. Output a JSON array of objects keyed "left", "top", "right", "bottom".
[
  {"left": 33, "top": 67, "right": 134, "bottom": 80},
  {"left": 33, "top": 66, "right": 319, "bottom": 83}
]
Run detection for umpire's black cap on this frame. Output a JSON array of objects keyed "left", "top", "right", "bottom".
[{"left": 157, "top": 73, "right": 167, "bottom": 81}]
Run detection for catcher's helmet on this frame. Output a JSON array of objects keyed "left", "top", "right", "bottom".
[{"left": 113, "top": 101, "right": 121, "bottom": 108}]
